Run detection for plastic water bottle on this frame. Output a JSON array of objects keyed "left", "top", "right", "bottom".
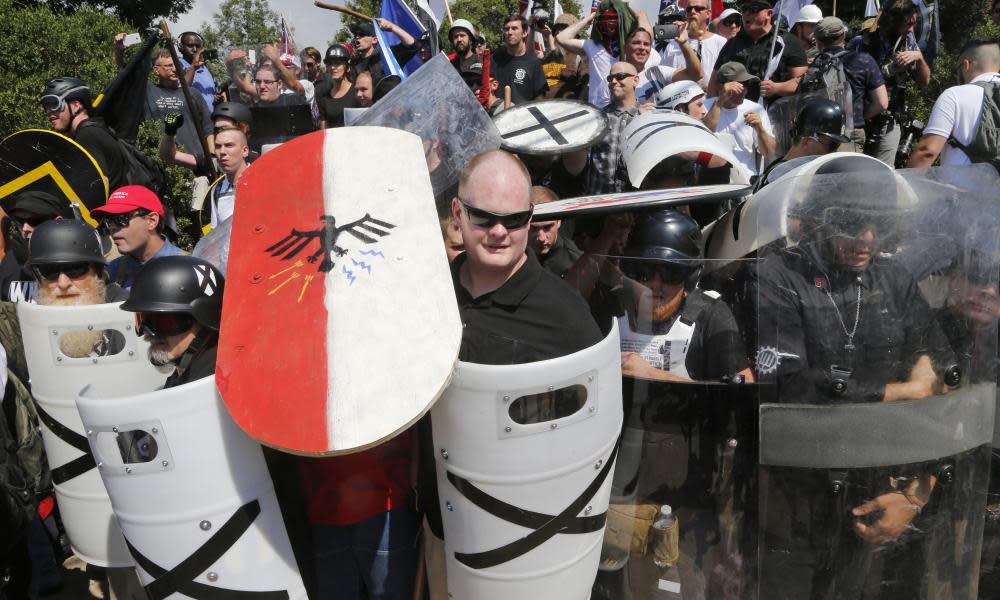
[{"left": 652, "top": 504, "right": 679, "bottom": 568}]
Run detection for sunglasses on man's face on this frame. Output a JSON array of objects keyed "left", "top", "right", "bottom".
[
  {"left": 460, "top": 200, "right": 534, "bottom": 230},
  {"left": 134, "top": 312, "right": 195, "bottom": 339},
  {"left": 33, "top": 262, "right": 93, "bottom": 281},
  {"left": 102, "top": 211, "right": 145, "bottom": 230},
  {"left": 686, "top": 5, "right": 709, "bottom": 12},
  {"left": 621, "top": 260, "right": 692, "bottom": 285},
  {"left": 607, "top": 72, "right": 634, "bottom": 83},
  {"left": 12, "top": 214, "right": 50, "bottom": 228}
]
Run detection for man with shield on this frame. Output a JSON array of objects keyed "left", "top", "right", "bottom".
[{"left": 751, "top": 159, "right": 962, "bottom": 597}]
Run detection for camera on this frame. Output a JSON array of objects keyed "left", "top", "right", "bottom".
[
  {"left": 203, "top": 49, "right": 219, "bottom": 61},
  {"left": 531, "top": 8, "right": 550, "bottom": 29},
  {"left": 654, "top": 24, "right": 680, "bottom": 42}
]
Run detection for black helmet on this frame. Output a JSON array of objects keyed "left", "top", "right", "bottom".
[
  {"left": 793, "top": 98, "right": 850, "bottom": 145},
  {"left": 324, "top": 44, "right": 352, "bottom": 63},
  {"left": 210, "top": 101, "right": 252, "bottom": 125},
  {"left": 41, "top": 77, "right": 92, "bottom": 112},
  {"left": 121, "top": 256, "right": 225, "bottom": 330},
  {"left": 28, "top": 219, "right": 105, "bottom": 266},
  {"left": 625, "top": 210, "right": 703, "bottom": 264}
]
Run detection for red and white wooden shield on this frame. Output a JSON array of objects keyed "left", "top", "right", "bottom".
[{"left": 217, "top": 127, "right": 461, "bottom": 455}]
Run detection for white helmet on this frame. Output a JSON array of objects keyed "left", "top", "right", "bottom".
[
  {"left": 795, "top": 4, "right": 823, "bottom": 25},
  {"left": 654, "top": 80, "right": 706, "bottom": 111},
  {"left": 449, "top": 19, "right": 478, "bottom": 41}
]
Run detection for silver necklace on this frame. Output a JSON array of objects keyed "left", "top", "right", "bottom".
[{"left": 823, "top": 276, "right": 863, "bottom": 353}]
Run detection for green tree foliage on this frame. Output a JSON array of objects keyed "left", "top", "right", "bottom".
[
  {"left": 14, "top": 0, "right": 193, "bottom": 29},
  {"left": 200, "top": 0, "right": 282, "bottom": 52}
]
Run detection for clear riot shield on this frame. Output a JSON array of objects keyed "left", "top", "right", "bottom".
[
  {"left": 749, "top": 163, "right": 997, "bottom": 599},
  {"left": 353, "top": 54, "right": 503, "bottom": 209},
  {"left": 75, "top": 376, "right": 307, "bottom": 599},
  {"left": 17, "top": 301, "right": 169, "bottom": 567},
  {"left": 558, "top": 205, "right": 760, "bottom": 598},
  {"left": 431, "top": 325, "right": 623, "bottom": 599}
]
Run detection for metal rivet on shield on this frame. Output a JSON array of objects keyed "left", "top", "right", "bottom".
[
  {"left": 125, "top": 467, "right": 132, "bottom": 474},
  {"left": 52, "top": 330, "right": 59, "bottom": 336},
  {"left": 547, "top": 386, "right": 554, "bottom": 392},
  {"left": 161, "top": 460, "right": 169, "bottom": 468},
  {"left": 445, "top": 501, "right": 454, "bottom": 512},
  {"left": 728, "top": 438, "right": 738, "bottom": 448},
  {"left": 503, "top": 395, "right": 510, "bottom": 402},
  {"left": 87, "top": 324, "right": 94, "bottom": 330},
  {"left": 128, "top": 350, "right": 134, "bottom": 357},
  {"left": 56, "top": 356, "right": 63, "bottom": 362},
  {"left": 91, "top": 358, "right": 98, "bottom": 364},
  {"left": 125, "top": 324, "right": 132, "bottom": 330},
  {"left": 440, "top": 449, "right": 449, "bottom": 460},
  {"left": 112, "top": 427, "right": 119, "bottom": 433},
  {"left": 253, "top": 224, "right": 266, "bottom": 234},
  {"left": 504, "top": 426, "right": 512, "bottom": 433},
  {"left": 251, "top": 274, "right": 263, "bottom": 283},
  {"left": 151, "top": 427, "right": 158, "bottom": 434},
  {"left": 585, "top": 505, "right": 593, "bottom": 514},
  {"left": 594, "top": 459, "right": 603, "bottom": 470},
  {"left": 207, "top": 572, "right": 219, "bottom": 582},
  {"left": 200, "top": 520, "right": 212, "bottom": 531},
  {"left": 587, "top": 376, "right": 594, "bottom": 382},
  {"left": 97, "top": 462, "right": 103, "bottom": 469},
  {"left": 549, "top": 423, "right": 557, "bottom": 430},
  {"left": 588, "top": 406, "right": 595, "bottom": 413},
  {"left": 87, "top": 430, "right": 93, "bottom": 436}
]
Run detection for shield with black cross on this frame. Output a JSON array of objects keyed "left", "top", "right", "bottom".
[
  {"left": 76, "top": 376, "right": 308, "bottom": 599},
  {"left": 431, "top": 322, "right": 624, "bottom": 599},
  {"left": 17, "top": 301, "right": 168, "bottom": 567},
  {"left": 493, "top": 100, "right": 609, "bottom": 156}
]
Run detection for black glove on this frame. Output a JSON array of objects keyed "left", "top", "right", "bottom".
[{"left": 163, "top": 112, "right": 184, "bottom": 136}]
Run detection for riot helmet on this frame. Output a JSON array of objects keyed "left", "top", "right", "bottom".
[
  {"left": 28, "top": 219, "right": 105, "bottom": 267},
  {"left": 449, "top": 19, "right": 478, "bottom": 45},
  {"left": 121, "top": 255, "right": 225, "bottom": 331},
  {"left": 324, "top": 43, "right": 352, "bottom": 64},
  {"left": 792, "top": 97, "right": 850, "bottom": 145},
  {"left": 655, "top": 80, "right": 706, "bottom": 112},
  {"left": 622, "top": 210, "right": 703, "bottom": 288},
  {"left": 40, "top": 77, "right": 92, "bottom": 114},
  {"left": 210, "top": 102, "right": 252, "bottom": 126}
]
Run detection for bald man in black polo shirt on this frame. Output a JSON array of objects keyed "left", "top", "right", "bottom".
[{"left": 419, "top": 150, "right": 602, "bottom": 598}]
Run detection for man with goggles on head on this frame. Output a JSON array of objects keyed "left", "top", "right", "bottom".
[
  {"left": 418, "top": 150, "right": 603, "bottom": 595},
  {"left": 40, "top": 77, "right": 128, "bottom": 190},
  {"left": 121, "top": 255, "right": 224, "bottom": 388},
  {"left": 91, "top": 185, "right": 186, "bottom": 290}
]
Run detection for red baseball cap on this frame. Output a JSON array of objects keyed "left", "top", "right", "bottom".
[{"left": 91, "top": 185, "right": 165, "bottom": 217}]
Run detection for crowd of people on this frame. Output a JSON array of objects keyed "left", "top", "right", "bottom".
[{"left": 2, "top": 0, "right": 1000, "bottom": 599}]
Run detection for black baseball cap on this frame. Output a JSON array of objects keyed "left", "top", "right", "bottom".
[
  {"left": 741, "top": 0, "right": 773, "bottom": 12},
  {"left": 351, "top": 22, "right": 375, "bottom": 37}
]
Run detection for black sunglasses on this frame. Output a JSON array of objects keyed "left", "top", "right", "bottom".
[
  {"left": 606, "top": 72, "right": 634, "bottom": 83},
  {"left": 621, "top": 260, "right": 692, "bottom": 284},
  {"left": 134, "top": 312, "right": 195, "bottom": 339},
  {"left": 33, "top": 262, "right": 93, "bottom": 281},
  {"left": 721, "top": 18, "right": 742, "bottom": 26},
  {"left": 686, "top": 5, "right": 709, "bottom": 12},
  {"left": 12, "top": 214, "right": 50, "bottom": 228},
  {"left": 102, "top": 210, "right": 146, "bottom": 229},
  {"left": 460, "top": 200, "right": 534, "bottom": 230}
]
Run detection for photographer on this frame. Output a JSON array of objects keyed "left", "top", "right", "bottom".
[
  {"left": 178, "top": 32, "right": 219, "bottom": 112},
  {"left": 656, "top": 1, "right": 726, "bottom": 89}
]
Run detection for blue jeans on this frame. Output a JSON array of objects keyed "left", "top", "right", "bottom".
[{"left": 312, "top": 507, "right": 419, "bottom": 600}]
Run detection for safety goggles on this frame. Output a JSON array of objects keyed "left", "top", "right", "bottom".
[
  {"left": 606, "top": 72, "right": 634, "bottom": 83},
  {"left": 40, "top": 94, "right": 68, "bottom": 114},
  {"left": 459, "top": 200, "right": 534, "bottom": 230},
  {"left": 101, "top": 210, "right": 146, "bottom": 230},
  {"left": 134, "top": 312, "right": 195, "bottom": 339},
  {"left": 822, "top": 208, "right": 895, "bottom": 239},
  {"left": 620, "top": 260, "right": 692, "bottom": 284},
  {"left": 33, "top": 262, "right": 93, "bottom": 281}
]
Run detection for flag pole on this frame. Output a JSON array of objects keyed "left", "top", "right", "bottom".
[
  {"left": 444, "top": 1, "right": 454, "bottom": 24},
  {"left": 766, "top": 0, "right": 787, "bottom": 76}
]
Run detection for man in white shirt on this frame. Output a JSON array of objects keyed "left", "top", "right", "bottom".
[
  {"left": 657, "top": 0, "right": 727, "bottom": 89},
  {"left": 704, "top": 62, "right": 777, "bottom": 175},
  {"left": 556, "top": 9, "right": 661, "bottom": 108},
  {"left": 908, "top": 40, "right": 1000, "bottom": 167}
]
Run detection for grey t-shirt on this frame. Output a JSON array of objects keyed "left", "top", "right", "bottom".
[{"left": 144, "top": 83, "right": 213, "bottom": 159}]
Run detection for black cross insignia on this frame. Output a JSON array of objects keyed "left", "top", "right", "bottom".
[
  {"left": 501, "top": 107, "right": 591, "bottom": 146},
  {"left": 35, "top": 404, "right": 96, "bottom": 485},
  {"left": 446, "top": 441, "right": 619, "bottom": 569},
  {"left": 126, "top": 499, "right": 291, "bottom": 600}
]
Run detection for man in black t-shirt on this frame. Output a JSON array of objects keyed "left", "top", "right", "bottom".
[
  {"left": 708, "top": 0, "right": 807, "bottom": 103},
  {"left": 492, "top": 15, "right": 549, "bottom": 103},
  {"left": 349, "top": 19, "right": 419, "bottom": 83}
]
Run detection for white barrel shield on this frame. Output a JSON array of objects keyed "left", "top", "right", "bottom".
[
  {"left": 18, "top": 301, "right": 168, "bottom": 567},
  {"left": 75, "top": 376, "right": 307, "bottom": 599},
  {"left": 432, "top": 324, "right": 624, "bottom": 599}
]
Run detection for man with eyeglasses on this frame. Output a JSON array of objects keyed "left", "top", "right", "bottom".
[
  {"left": 715, "top": 8, "right": 742, "bottom": 40},
  {"left": 708, "top": 0, "right": 808, "bottom": 103},
  {"left": 143, "top": 49, "right": 214, "bottom": 164},
  {"left": 301, "top": 46, "right": 332, "bottom": 100},
  {"left": 2, "top": 191, "right": 77, "bottom": 303},
  {"left": 657, "top": 0, "right": 727, "bottom": 89},
  {"left": 29, "top": 219, "right": 127, "bottom": 310},
  {"left": 577, "top": 62, "right": 645, "bottom": 194},
  {"left": 92, "top": 186, "right": 186, "bottom": 290},
  {"left": 418, "top": 150, "right": 601, "bottom": 595},
  {"left": 121, "top": 255, "right": 223, "bottom": 388}
]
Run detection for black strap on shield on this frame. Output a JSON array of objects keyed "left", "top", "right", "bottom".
[
  {"left": 447, "top": 441, "right": 620, "bottom": 569},
  {"left": 34, "top": 403, "right": 96, "bottom": 485},
  {"left": 125, "top": 499, "right": 290, "bottom": 600},
  {"left": 501, "top": 106, "right": 591, "bottom": 146}
]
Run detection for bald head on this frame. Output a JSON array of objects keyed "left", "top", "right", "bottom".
[
  {"left": 610, "top": 62, "right": 638, "bottom": 77},
  {"left": 458, "top": 150, "right": 532, "bottom": 211}
]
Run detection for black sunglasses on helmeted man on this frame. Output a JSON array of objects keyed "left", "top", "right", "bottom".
[
  {"left": 33, "top": 262, "right": 93, "bottom": 281},
  {"left": 459, "top": 199, "right": 534, "bottom": 230}
]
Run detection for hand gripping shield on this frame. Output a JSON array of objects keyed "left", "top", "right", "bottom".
[
  {"left": 432, "top": 323, "right": 623, "bottom": 599},
  {"left": 18, "top": 301, "right": 168, "bottom": 566},
  {"left": 75, "top": 376, "right": 307, "bottom": 599}
]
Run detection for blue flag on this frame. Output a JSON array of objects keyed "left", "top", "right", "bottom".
[
  {"left": 372, "top": 19, "right": 407, "bottom": 80},
  {"left": 378, "top": 0, "right": 426, "bottom": 75}
]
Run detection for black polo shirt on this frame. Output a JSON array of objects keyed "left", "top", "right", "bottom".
[
  {"left": 715, "top": 28, "right": 807, "bottom": 102},
  {"left": 420, "top": 250, "right": 603, "bottom": 538}
]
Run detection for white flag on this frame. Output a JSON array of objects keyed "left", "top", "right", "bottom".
[{"left": 865, "top": 0, "right": 881, "bottom": 18}]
